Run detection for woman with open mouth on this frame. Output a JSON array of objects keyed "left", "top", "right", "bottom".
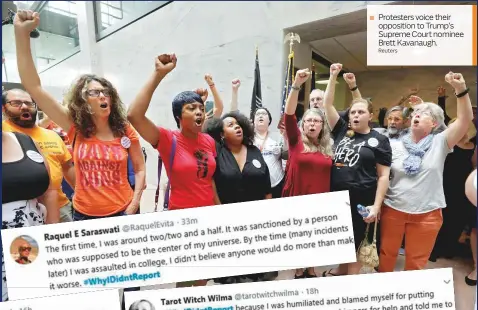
[
  {"left": 280, "top": 69, "right": 334, "bottom": 279},
  {"left": 323, "top": 63, "right": 392, "bottom": 277},
  {"left": 379, "top": 72, "right": 474, "bottom": 275},
  {"left": 14, "top": 10, "right": 146, "bottom": 221},
  {"left": 127, "top": 54, "right": 218, "bottom": 288},
  {"left": 204, "top": 110, "right": 272, "bottom": 284}
]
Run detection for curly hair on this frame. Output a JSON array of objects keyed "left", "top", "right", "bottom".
[
  {"left": 300, "top": 108, "right": 334, "bottom": 157},
  {"left": 204, "top": 111, "right": 254, "bottom": 146},
  {"left": 63, "top": 74, "right": 128, "bottom": 138}
]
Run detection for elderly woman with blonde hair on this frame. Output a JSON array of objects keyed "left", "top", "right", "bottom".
[{"left": 379, "top": 71, "right": 474, "bottom": 273}]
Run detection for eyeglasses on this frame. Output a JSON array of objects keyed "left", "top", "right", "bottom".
[
  {"left": 410, "top": 110, "right": 434, "bottom": 119},
  {"left": 255, "top": 111, "right": 268, "bottom": 116},
  {"left": 304, "top": 119, "right": 323, "bottom": 125},
  {"left": 19, "top": 247, "right": 31, "bottom": 252},
  {"left": 6, "top": 100, "right": 36, "bottom": 108},
  {"left": 86, "top": 89, "right": 111, "bottom": 97}
]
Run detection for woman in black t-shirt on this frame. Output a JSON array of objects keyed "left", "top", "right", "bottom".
[
  {"left": 323, "top": 63, "right": 392, "bottom": 277},
  {"left": 204, "top": 111, "right": 273, "bottom": 284}
]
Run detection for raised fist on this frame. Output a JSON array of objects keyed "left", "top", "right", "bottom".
[
  {"left": 437, "top": 86, "right": 446, "bottom": 97},
  {"left": 155, "top": 54, "right": 177, "bottom": 75},
  {"left": 330, "top": 63, "right": 342, "bottom": 77},
  {"left": 204, "top": 74, "right": 214, "bottom": 86},
  {"left": 193, "top": 88, "right": 208, "bottom": 102},
  {"left": 293, "top": 69, "right": 310, "bottom": 87},
  {"left": 343, "top": 73, "right": 356, "bottom": 87},
  {"left": 445, "top": 72, "right": 467, "bottom": 93},
  {"left": 409, "top": 95, "right": 423, "bottom": 107},
  {"left": 13, "top": 10, "right": 40, "bottom": 33},
  {"left": 232, "top": 79, "right": 241, "bottom": 90}
]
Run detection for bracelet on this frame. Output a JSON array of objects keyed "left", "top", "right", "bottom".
[
  {"left": 350, "top": 86, "right": 358, "bottom": 91},
  {"left": 291, "top": 85, "right": 300, "bottom": 91},
  {"left": 455, "top": 88, "right": 469, "bottom": 98}
]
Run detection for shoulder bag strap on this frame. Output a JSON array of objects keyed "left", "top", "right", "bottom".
[{"left": 163, "top": 135, "right": 177, "bottom": 211}]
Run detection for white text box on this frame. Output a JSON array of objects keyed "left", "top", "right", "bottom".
[
  {"left": 125, "top": 268, "right": 456, "bottom": 310},
  {"left": 367, "top": 5, "right": 475, "bottom": 66},
  {"left": 0, "top": 289, "right": 120, "bottom": 310},
  {"left": 1, "top": 191, "right": 355, "bottom": 300}
]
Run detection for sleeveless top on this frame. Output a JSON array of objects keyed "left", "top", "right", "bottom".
[{"left": 2, "top": 132, "right": 49, "bottom": 302}]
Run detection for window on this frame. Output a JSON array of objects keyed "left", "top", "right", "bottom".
[{"left": 93, "top": 1, "right": 171, "bottom": 41}]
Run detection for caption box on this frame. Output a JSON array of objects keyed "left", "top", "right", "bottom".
[
  {"left": 1, "top": 191, "right": 355, "bottom": 300},
  {"left": 125, "top": 268, "right": 456, "bottom": 310},
  {"left": 367, "top": 5, "right": 477, "bottom": 66},
  {"left": 0, "top": 289, "right": 120, "bottom": 310}
]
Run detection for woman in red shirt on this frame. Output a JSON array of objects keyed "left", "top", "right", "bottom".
[{"left": 282, "top": 69, "right": 334, "bottom": 278}]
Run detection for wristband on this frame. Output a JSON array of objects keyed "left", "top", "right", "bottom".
[
  {"left": 291, "top": 85, "right": 300, "bottom": 91},
  {"left": 350, "top": 86, "right": 358, "bottom": 91},
  {"left": 455, "top": 88, "right": 469, "bottom": 98}
]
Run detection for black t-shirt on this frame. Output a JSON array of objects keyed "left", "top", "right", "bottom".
[
  {"left": 330, "top": 118, "right": 392, "bottom": 191},
  {"left": 214, "top": 143, "right": 272, "bottom": 204}
]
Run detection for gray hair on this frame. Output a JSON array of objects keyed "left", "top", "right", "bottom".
[
  {"left": 413, "top": 102, "right": 447, "bottom": 132},
  {"left": 386, "top": 106, "right": 407, "bottom": 118}
]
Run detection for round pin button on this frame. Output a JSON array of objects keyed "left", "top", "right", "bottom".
[
  {"left": 26, "top": 150, "right": 44, "bottom": 163},
  {"left": 252, "top": 159, "right": 261, "bottom": 169},
  {"left": 121, "top": 136, "right": 131, "bottom": 149},
  {"left": 367, "top": 137, "right": 379, "bottom": 148}
]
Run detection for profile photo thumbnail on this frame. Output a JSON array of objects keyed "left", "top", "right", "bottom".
[{"left": 10, "top": 235, "right": 39, "bottom": 265}]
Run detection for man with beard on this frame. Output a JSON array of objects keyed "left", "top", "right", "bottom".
[
  {"left": 2, "top": 89, "right": 75, "bottom": 222},
  {"left": 374, "top": 106, "right": 410, "bottom": 140}
]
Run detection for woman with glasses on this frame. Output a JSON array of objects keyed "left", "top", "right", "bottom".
[
  {"left": 379, "top": 71, "right": 473, "bottom": 273},
  {"left": 2, "top": 128, "right": 57, "bottom": 301},
  {"left": 13, "top": 10, "right": 146, "bottom": 220},
  {"left": 281, "top": 69, "right": 334, "bottom": 278}
]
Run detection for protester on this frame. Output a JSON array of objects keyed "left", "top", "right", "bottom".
[
  {"left": 2, "top": 130, "right": 57, "bottom": 301},
  {"left": 14, "top": 10, "right": 146, "bottom": 221},
  {"left": 379, "top": 71, "right": 473, "bottom": 273},
  {"left": 323, "top": 63, "right": 392, "bottom": 276},
  {"left": 2, "top": 89, "right": 75, "bottom": 222}
]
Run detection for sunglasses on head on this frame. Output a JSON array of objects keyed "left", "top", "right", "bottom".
[{"left": 19, "top": 247, "right": 31, "bottom": 251}]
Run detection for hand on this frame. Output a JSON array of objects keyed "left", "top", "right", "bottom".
[
  {"left": 13, "top": 10, "right": 40, "bottom": 33},
  {"left": 343, "top": 73, "right": 356, "bottom": 87},
  {"left": 409, "top": 95, "right": 423, "bottom": 106},
  {"left": 124, "top": 202, "right": 139, "bottom": 215},
  {"left": 437, "top": 86, "right": 446, "bottom": 97},
  {"left": 155, "top": 53, "right": 177, "bottom": 75},
  {"left": 204, "top": 74, "right": 214, "bottom": 86},
  {"left": 364, "top": 205, "right": 380, "bottom": 223},
  {"left": 408, "top": 86, "right": 420, "bottom": 95},
  {"left": 193, "top": 88, "right": 208, "bottom": 102},
  {"left": 330, "top": 63, "right": 342, "bottom": 77},
  {"left": 293, "top": 68, "right": 311, "bottom": 87},
  {"left": 445, "top": 71, "right": 467, "bottom": 93},
  {"left": 232, "top": 78, "right": 241, "bottom": 90}
]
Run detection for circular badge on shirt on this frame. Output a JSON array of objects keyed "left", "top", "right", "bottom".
[
  {"left": 26, "top": 150, "right": 44, "bottom": 163},
  {"left": 367, "top": 137, "right": 379, "bottom": 148},
  {"left": 121, "top": 136, "right": 131, "bottom": 149},
  {"left": 252, "top": 159, "right": 262, "bottom": 169}
]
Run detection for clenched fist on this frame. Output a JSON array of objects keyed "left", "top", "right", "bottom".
[
  {"left": 445, "top": 72, "right": 467, "bottom": 93},
  {"left": 13, "top": 10, "right": 39, "bottom": 33},
  {"left": 437, "top": 86, "right": 446, "bottom": 97},
  {"left": 409, "top": 95, "right": 423, "bottom": 107},
  {"left": 155, "top": 54, "right": 177, "bottom": 75},
  {"left": 204, "top": 74, "right": 214, "bottom": 86},
  {"left": 343, "top": 73, "right": 356, "bottom": 87},
  {"left": 330, "top": 63, "right": 342, "bottom": 77},
  {"left": 232, "top": 79, "right": 241, "bottom": 90},
  {"left": 193, "top": 88, "right": 209, "bottom": 102},
  {"left": 293, "top": 69, "right": 310, "bottom": 87}
]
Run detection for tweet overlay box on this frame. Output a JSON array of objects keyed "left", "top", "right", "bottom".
[
  {"left": 367, "top": 5, "right": 477, "bottom": 66},
  {"left": 1, "top": 191, "right": 355, "bottom": 300},
  {"left": 0, "top": 289, "right": 120, "bottom": 310},
  {"left": 125, "top": 268, "right": 455, "bottom": 310}
]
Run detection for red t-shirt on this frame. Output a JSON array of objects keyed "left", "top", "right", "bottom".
[
  {"left": 282, "top": 114, "right": 332, "bottom": 197},
  {"left": 157, "top": 127, "right": 217, "bottom": 210}
]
